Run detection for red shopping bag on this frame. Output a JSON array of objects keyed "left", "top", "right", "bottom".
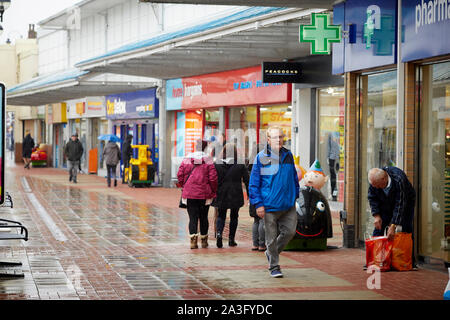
[
  {"left": 365, "top": 235, "right": 393, "bottom": 272},
  {"left": 391, "top": 232, "right": 412, "bottom": 271}
]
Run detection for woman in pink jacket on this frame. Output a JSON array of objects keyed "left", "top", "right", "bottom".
[{"left": 177, "top": 139, "right": 218, "bottom": 249}]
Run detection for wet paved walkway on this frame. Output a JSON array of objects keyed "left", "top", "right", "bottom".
[{"left": 0, "top": 156, "right": 448, "bottom": 300}]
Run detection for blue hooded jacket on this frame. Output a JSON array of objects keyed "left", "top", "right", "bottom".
[{"left": 249, "top": 146, "right": 299, "bottom": 212}]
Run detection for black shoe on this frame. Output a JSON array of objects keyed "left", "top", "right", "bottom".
[
  {"left": 114, "top": 180, "right": 117, "bottom": 187},
  {"left": 69, "top": 175, "right": 72, "bottom": 182},
  {"left": 216, "top": 234, "right": 223, "bottom": 248},
  {"left": 229, "top": 240, "right": 237, "bottom": 247}
]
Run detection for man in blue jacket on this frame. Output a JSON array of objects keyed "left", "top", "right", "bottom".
[{"left": 249, "top": 126, "right": 299, "bottom": 278}]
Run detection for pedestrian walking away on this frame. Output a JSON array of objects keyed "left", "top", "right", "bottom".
[
  {"left": 22, "top": 130, "right": 34, "bottom": 169},
  {"left": 213, "top": 143, "right": 249, "bottom": 248},
  {"left": 249, "top": 126, "right": 299, "bottom": 278},
  {"left": 367, "top": 166, "right": 418, "bottom": 269},
  {"left": 103, "top": 138, "right": 122, "bottom": 187},
  {"left": 122, "top": 134, "right": 133, "bottom": 184},
  {"left": 177, "top": 139, "right": 218, "bottom": 249},
  {"left": 64, "top": 133, "right": 84, "bottom": 184}
]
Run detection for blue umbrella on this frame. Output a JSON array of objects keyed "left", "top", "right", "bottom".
[{"left": 98, "top": 134, "right": 122, "bottom": 143}]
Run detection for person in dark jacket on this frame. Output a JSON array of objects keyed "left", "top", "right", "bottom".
[
  {"left": 22, "top": 130, "right": 34, "bottom": 169},
  {"left": 368, "top": 166, "right": 416, "bottom": 239},
  {"left": 368, "top": 166, "right": 417, "bottom": 269},
  {"left": 122, "top": 135, "right": 133, "bottom": 184},
  {"left": 103, "top": 139, "right": 121, "bottom": 187},
  {"left": 214, "top": 143, "right": 249, "bottom": 248},
  {"left": 64, "top": 133, "right": 84, "bottom": 183}
]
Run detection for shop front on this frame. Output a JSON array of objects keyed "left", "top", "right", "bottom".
[
  {"left": 401, "top": 0, "right": 450, "bottom": 265},
  {"left": 166, "top": 65, "right": 292, "bottom": 181},
  {"left": 333, "top": 0, "right": 450, "bottom": 265},
  {"left": 66, "top": 97, "right": 106, "bottom": 173},
  {"left": 46, "top": 102, "right": 67, "bottom": 169},
  {"left": 105, "top": 88, "right": 159, "bottom": 183}
]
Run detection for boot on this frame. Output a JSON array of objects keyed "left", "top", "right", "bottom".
[
  {"left": 229, "top": 238, "right": 238, "bottom": 247},
  {"left": 200, "top": 234, "right": 209, "bottom": 248},
  {"left": 216, "top": 232, "right": 223, "bottom": 248},
  {"left": 190, "top": 234, "right": 198, "bottom": 249},
  {"left": 114, "top": 179, "right": 117, "bottom": 187}
]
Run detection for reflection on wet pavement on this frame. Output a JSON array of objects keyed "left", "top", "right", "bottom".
[{"left": 0, "top": 171, "right": 234, "bottom": 300}]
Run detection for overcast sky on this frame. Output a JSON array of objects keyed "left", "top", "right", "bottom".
[{"left": 0, "top": 0, "right": 80, "bottom": 44}]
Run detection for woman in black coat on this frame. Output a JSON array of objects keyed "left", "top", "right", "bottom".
[
  {"left": 121, "top": 135, "right": 133, "bottom": 184},
  {"left": 214, "top": 143, "right": 249, "bottom": 248},
  {"left": 22, "top": 130, "right": 35, "bottom": 169}
]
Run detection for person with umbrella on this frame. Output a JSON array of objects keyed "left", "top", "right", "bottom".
[{"left": 102, "top": 136, "right": 122, "bottom": 187}]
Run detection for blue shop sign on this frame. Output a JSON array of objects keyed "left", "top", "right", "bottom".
[
  {"left": 402, "top": 0, "right": 450, "bottom": 62},
  {"left": 106, "top": 88, "right": 159, "bottom": 120},
  {"left": 332, "top": 0, "right": 397, "bottom": 74}
]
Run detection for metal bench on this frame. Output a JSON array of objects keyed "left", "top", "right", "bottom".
[{"left": 0, "top": 218, "right": 29, "bottom": 278}]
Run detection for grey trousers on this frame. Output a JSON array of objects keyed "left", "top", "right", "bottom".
[
  {"left": 264, "top": 206, "right": 297, "bottom": 271},
  {"left": 252, "top": 217, "right": 265, "bottom": 248},
  {"left": 68, "top": 160, "right": 80, "bottom": 181}
]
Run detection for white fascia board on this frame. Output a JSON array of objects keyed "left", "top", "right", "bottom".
[
  {"left": 7, "top": 80, "right": 80, "bottom": 99},
  {"left": 80, "top": 8, "right": 326, "bottom": 70}
]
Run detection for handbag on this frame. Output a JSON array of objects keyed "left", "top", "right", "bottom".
[
  {"left": 365, "top": 228, "right": 393, "bottom": 272},
  {"left": 178, "top": 166, "right": 196, "bottom": 209}
]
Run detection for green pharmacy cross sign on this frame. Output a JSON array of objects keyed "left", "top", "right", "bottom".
[{"left": 299, "top": 12, "right": 341, "bottom": 55}]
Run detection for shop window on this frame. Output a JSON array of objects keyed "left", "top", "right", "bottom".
[
  {"left": 228, "top": 106, "right": 257, "bottom": 163},
  {"left": 358, "top": 70, "right": 397, "bottom": 239},
  {"left": 204, "top": 109, "right": 220, "bottom": 142},
  {"left": 259, "top": 105, "right": 292, "bottom": 149},
  {"left": 318, "top": 87, "right": 345, "bottom": 202},
  {"left": 418, "top": 61, "right": 450, "bottom": 263}
]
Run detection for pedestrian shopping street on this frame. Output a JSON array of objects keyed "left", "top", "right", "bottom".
[{"left": 0, "top": 154, "right": 447, "bottom": 300}]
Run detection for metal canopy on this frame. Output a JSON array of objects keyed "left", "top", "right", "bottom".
[
  {"left": 138, "top": 0, "right": 335, "bottom": 9},
  {"left": 7, "top": 71, "right": 158, "bottom": 106},
  {"left": 76, "top": 7, "right": 325, "bottom": 80}
]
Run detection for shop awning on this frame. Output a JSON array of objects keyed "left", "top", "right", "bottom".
[
  {"left": 76, "top": 6, "right": 324, "bottom": 79},
  {"left": 6, "top": 69, "right": 158, "bottom": 106},
  {"left": 138, "top": 0, "right": 334, "bottom": 9}
]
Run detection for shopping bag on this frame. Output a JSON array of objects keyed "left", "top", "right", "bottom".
[
  {"left": 391, "top": 232, "right": 412, "bottom": 271},
  {"left": 365, "top": 235, "right": 393, "bottom": 272}
]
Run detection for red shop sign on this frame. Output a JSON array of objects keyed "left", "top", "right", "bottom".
[{"left": 170, "top": 66, "right": 291, "bottom": 110}]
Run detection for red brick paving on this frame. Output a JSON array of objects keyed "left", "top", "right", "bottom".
[{"left": 0, "top": 164, "right": 448, "bottom": 301}]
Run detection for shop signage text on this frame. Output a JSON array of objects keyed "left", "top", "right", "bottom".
[
  {"left": 402, "top": 0, "right": 450, "bottom": 62},
  {"left": 106, "top": 88, "right": 158, "bottom": 120},
  {"left": 262, "top": 62, "right": 302, "bottom": 83},
  {"left": 166, "top": 66, "right": 291, "bottom": 111}
]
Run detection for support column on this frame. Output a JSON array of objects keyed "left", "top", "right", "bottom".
[
  {"left": 296, "top": 88, "right": 312, "bottom": 169},
  {"left": 344, "top": 72, "right": 358, "bottom": 247}
]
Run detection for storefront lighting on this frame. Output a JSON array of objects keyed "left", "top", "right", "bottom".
[{"left": 0, "top": 1, "right": 11, "bottom": 23}]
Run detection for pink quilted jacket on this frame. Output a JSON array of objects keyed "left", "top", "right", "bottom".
[{"left": 177, "top": 152, "right": 218, "bottom": 200}]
